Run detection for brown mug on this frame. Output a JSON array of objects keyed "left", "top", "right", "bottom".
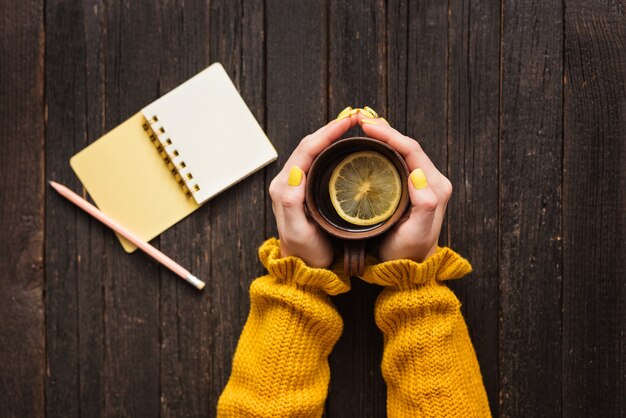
[{"left": 305, "top": 137, "right": 410, "bottom": 276}]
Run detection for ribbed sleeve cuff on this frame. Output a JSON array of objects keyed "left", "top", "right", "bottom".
[
  {"left": 259, "top": 238, "right": 351, "bottom": 295},
  {"left": 361, "top": 247, "right": 472, "bottom": 289}
]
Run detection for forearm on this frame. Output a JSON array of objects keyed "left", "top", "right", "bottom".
[
  {"left": 363, "top": 248, "right": 491, "bottom": 418},
  {"left": 217, "top": 238, "right": 349, "bottom": 418}
]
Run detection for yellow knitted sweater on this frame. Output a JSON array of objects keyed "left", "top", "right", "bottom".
[{"left": 217, "top": 239, "right": 490, "bottom": 417}]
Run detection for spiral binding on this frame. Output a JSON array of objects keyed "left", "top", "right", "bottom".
[{"left": 142, "top": 115, "right": 199, "bottom": 198}]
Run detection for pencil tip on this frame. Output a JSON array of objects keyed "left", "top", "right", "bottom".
[{"left": 186, "top": 273, "right": 205, "bottom": 290}]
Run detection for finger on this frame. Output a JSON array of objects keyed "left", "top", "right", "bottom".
[
  {"left": 359, "top": 115, "right": 390, "bottom": 127},
  {"left": 335, "top": 106, "right": 361, "bottom": 126},
  {"left": 379, "top": 168, "right": 439, "bottom": 262},
  {"left": 360, "top": 122, "right": 441, "bottom": 178},
  {"left": 282, "top": 116, "right": 354, "bottom": 174},
  {"left": 407, "top": 168, "right": 438, "bottom": 228},
  {"left": 281, "top": 166, "right": 315, "bottom": 238},
  {"left": 352, "top": 106, "right": 388, "bottom": 125}
]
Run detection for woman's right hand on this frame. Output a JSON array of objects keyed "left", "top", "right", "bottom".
[
  {"left": 269, "top": 113, "right": 358, "bottom": 268},
  {"left": 357, "top": 115, "right": 453, "bottom": 263}
]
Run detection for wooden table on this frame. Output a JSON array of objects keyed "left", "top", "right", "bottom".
[{"left": 1, "top": 1, "right": 623, "bottom": 416}]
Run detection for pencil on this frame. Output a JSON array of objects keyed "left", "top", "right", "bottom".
[{"left": 49, "top": 180, "right": 205, "bottom": 290}]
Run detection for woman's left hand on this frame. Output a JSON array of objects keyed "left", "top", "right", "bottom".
[{"left": 269, "top": 115, "right": 358, "bottom": 268}]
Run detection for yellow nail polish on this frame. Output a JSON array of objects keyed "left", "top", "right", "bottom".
[
  {"left": 336, "top": 106, "right": 352, "bottom": 120},
  {"left": 379, "top": 117, "right": 390, "bottom": 126},
  {"left": 360, "top": 108, "right": 375, "bottom": 118},
  {"left": 288, "top": 166, "right": 303, "bottom": 186},
  {"left": 363, "top": 106, "right": 378, "bottom": 118},
  {"left": 336, "top": 113, "right": 349, "bottom": 122},
  {"left": 410, "top": 168, "right": 428, "bottom": 190},
  {"left": 349, "top": 108, "right": 360, "bottom": 116},
  {"left": 361, "top": 118, "right": 378, "bottom": 125}
]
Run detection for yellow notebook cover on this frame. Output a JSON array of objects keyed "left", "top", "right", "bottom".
[{"left": 70, "top": 63, "right": 277, "bottom": 252}]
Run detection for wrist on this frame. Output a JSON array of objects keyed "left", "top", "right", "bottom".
[
  {"left": 261, "top": 238, "right": 349, "bottom": 295},
  {"left": 362, "top": 246, "right": 472, "bottom": 289},
  {"left": 278, "top": 240, "right": 333, "bottom": 269},
  {"left": 379, "top": 243, "right": 437, "bottom": 263}
]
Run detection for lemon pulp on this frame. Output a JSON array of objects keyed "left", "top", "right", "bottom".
[{"left": 328, "top": 151, "right": 402, "bottom": 226}]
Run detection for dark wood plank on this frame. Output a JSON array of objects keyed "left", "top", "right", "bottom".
[
  {"left": 45, "top": 1, "right": 161, "bottom": 416},
  {"left": 265, "top": 2, "right": 331, "bottom": 413},
  {"left": 206, "top": 0, "right": 267, "bottom": 413},
  {"left": 76, "top": 3, "right": 107, "bottom": 416},
  {"left": 0, "top": 1, "right": 45, "bottom": 417},
  {"left": 405, "top": 0, "right": 453, "bottom": 262},
  {"left": 327, "top": 1, "right": 387, "bottom": 416},
  {"left": 388, "top": 0, "right": 450, "bottom": 246},
  {"left": 155, "top": 2, "right": 212, "bottom": 417},
  {"left": 562, "top": 2, "right": 625, "bottom": 416},
  {"left": 446, "top": 0, "right": 501, "bottom": 415},
  {"left": 45, "top": 1, "right": 96, "bottom": 416},
  {"left": 404, "top": 0, "right": 449, "bottom": 175},
  {"left": 99, "top": 2, "right": 171, "bottom": 413},
  {"left": 499, "top": 0, "right": 563, "bottom": 415},
  {"left": 386, "top": 0, "right": 409, "bottom": 134},
  {"left": 265, "top": 0, "right": 328, "bottom": 240},
  {"left": 94, "top": 2, "right": 163, "bottom": 414}
]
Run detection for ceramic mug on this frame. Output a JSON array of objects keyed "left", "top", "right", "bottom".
[{"left": 305, "top": 137, "right": 410, "bottom": 276}]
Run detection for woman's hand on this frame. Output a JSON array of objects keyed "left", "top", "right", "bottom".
[
  {"left": 269, "top": 114, "right": 358, "bottom": 268},
  {"left": 357, "top": 115, "right": 453, "bottom": 263}
]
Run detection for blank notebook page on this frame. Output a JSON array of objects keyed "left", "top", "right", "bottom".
[{"left": 142, "top": 63, "right": 277, "bottom": 205}]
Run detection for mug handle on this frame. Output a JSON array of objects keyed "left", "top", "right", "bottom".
[{"left": 344, "top": 240, "right": 366, "bottom": 276}]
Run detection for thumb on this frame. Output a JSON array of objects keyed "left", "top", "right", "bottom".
[
  {"left": 281, "top": 166, "right": 312, "bottom": 237},
  {"left": 407, "top": 168, "right": 438, "bottom": 231}
]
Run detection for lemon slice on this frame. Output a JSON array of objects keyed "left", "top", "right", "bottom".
[{"left": 329, "top": 151, "right": 402, "bottom": 226}]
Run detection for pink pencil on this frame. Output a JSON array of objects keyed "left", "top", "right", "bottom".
[{"left": 49, "top": 180, "right": 205, "bottom": 290}]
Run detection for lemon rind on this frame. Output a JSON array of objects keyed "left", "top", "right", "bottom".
[{"left": 328, "top": 151, "right": 402, "bottom": 226}]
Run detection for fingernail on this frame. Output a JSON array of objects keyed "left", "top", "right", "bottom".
[
  {"left": 379, "top": 117, "right": 390, "bottom": 126},
  {"left": 359, "top": 108, "right": 375, "bottom": 118},
  {"left": 410, "top": 168, "right": 428, "bottom": 190},
  {"left": 349, "top": 108, "right": 360, "bottom": 116},
  {"left": 363, "top": 106, "right": 378, "bottom": 118},
  {"left": 288, "top": 166, "right": 303, "bottom": 186},
  {"left": 336, "top": 106, "right": 353, "bottom": 120},
  {"left": 336, "top": 112, "right": 350, "bottom": 122},
  {"left": 361, "top": 118, "right": 378, "bottom": 125}
]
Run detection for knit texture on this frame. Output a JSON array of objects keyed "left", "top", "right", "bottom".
[
  {"left": 217, "top": 238, "right": 350, "bottom": 417},
  {"left": 361, "top": 248, "right": 492, "bottom": 418}
]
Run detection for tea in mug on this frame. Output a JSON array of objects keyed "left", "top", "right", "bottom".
[{"left": 328, "top": 151, "right": 402, "bottom": 226}]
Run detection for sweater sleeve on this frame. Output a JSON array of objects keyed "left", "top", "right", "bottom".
[
  {"left": 361, "top": 248, "right": 491, "bottom": 418},
  {"left": 217, "top": 238, "right": 350, "bottom": 418}
]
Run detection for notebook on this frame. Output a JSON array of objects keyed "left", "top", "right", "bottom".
[{"left": 70, "top": 63, "right": 277, "bottom": 252}]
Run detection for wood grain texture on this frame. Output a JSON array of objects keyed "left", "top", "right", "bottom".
[
  {"left": 499, "top": 0, "right": 563, "bottom": 416},
  {"left": 265, "top": 1, "right": 331, "bottom": 412},
  {"left": 562, "top": 2, "right": 625, "bottom": 416},
  {"left": 386, "top": 0, "right": 409, "bottom": 133},
  {"left": 1, "top": 0, "right": 624, "bottom": 416},
  {"left": 327, "top": 1, "right": 387, "bottom": 416},
  {"left": 265, "top": 0, "right": 328, "bottom": 212},
  {"left": 156, "top": 1, "right": 212, "bottom": 417},
  {"left": 404, "top": 0, "right": 449, "bottom": 174},
  {"left": 388, "top": 0, "right": 450, "bottom": 242},
  {"left": 96, "top": 3, "right": 163, "bottom": 414},
  {"left": 447, "top": 0, "right": 501, "bottom": 415},
  {"left": 207, "top": 0, "right": 267, "bottom": 413},
  {"left": 0, "top": 1, "right": 45, "bottom": 417},
  {"left": 45, "top": 1, "right": 98, "bottom": 416},
  {"left": 45, "top": 1, "right": 161, "bottom": 416}
]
